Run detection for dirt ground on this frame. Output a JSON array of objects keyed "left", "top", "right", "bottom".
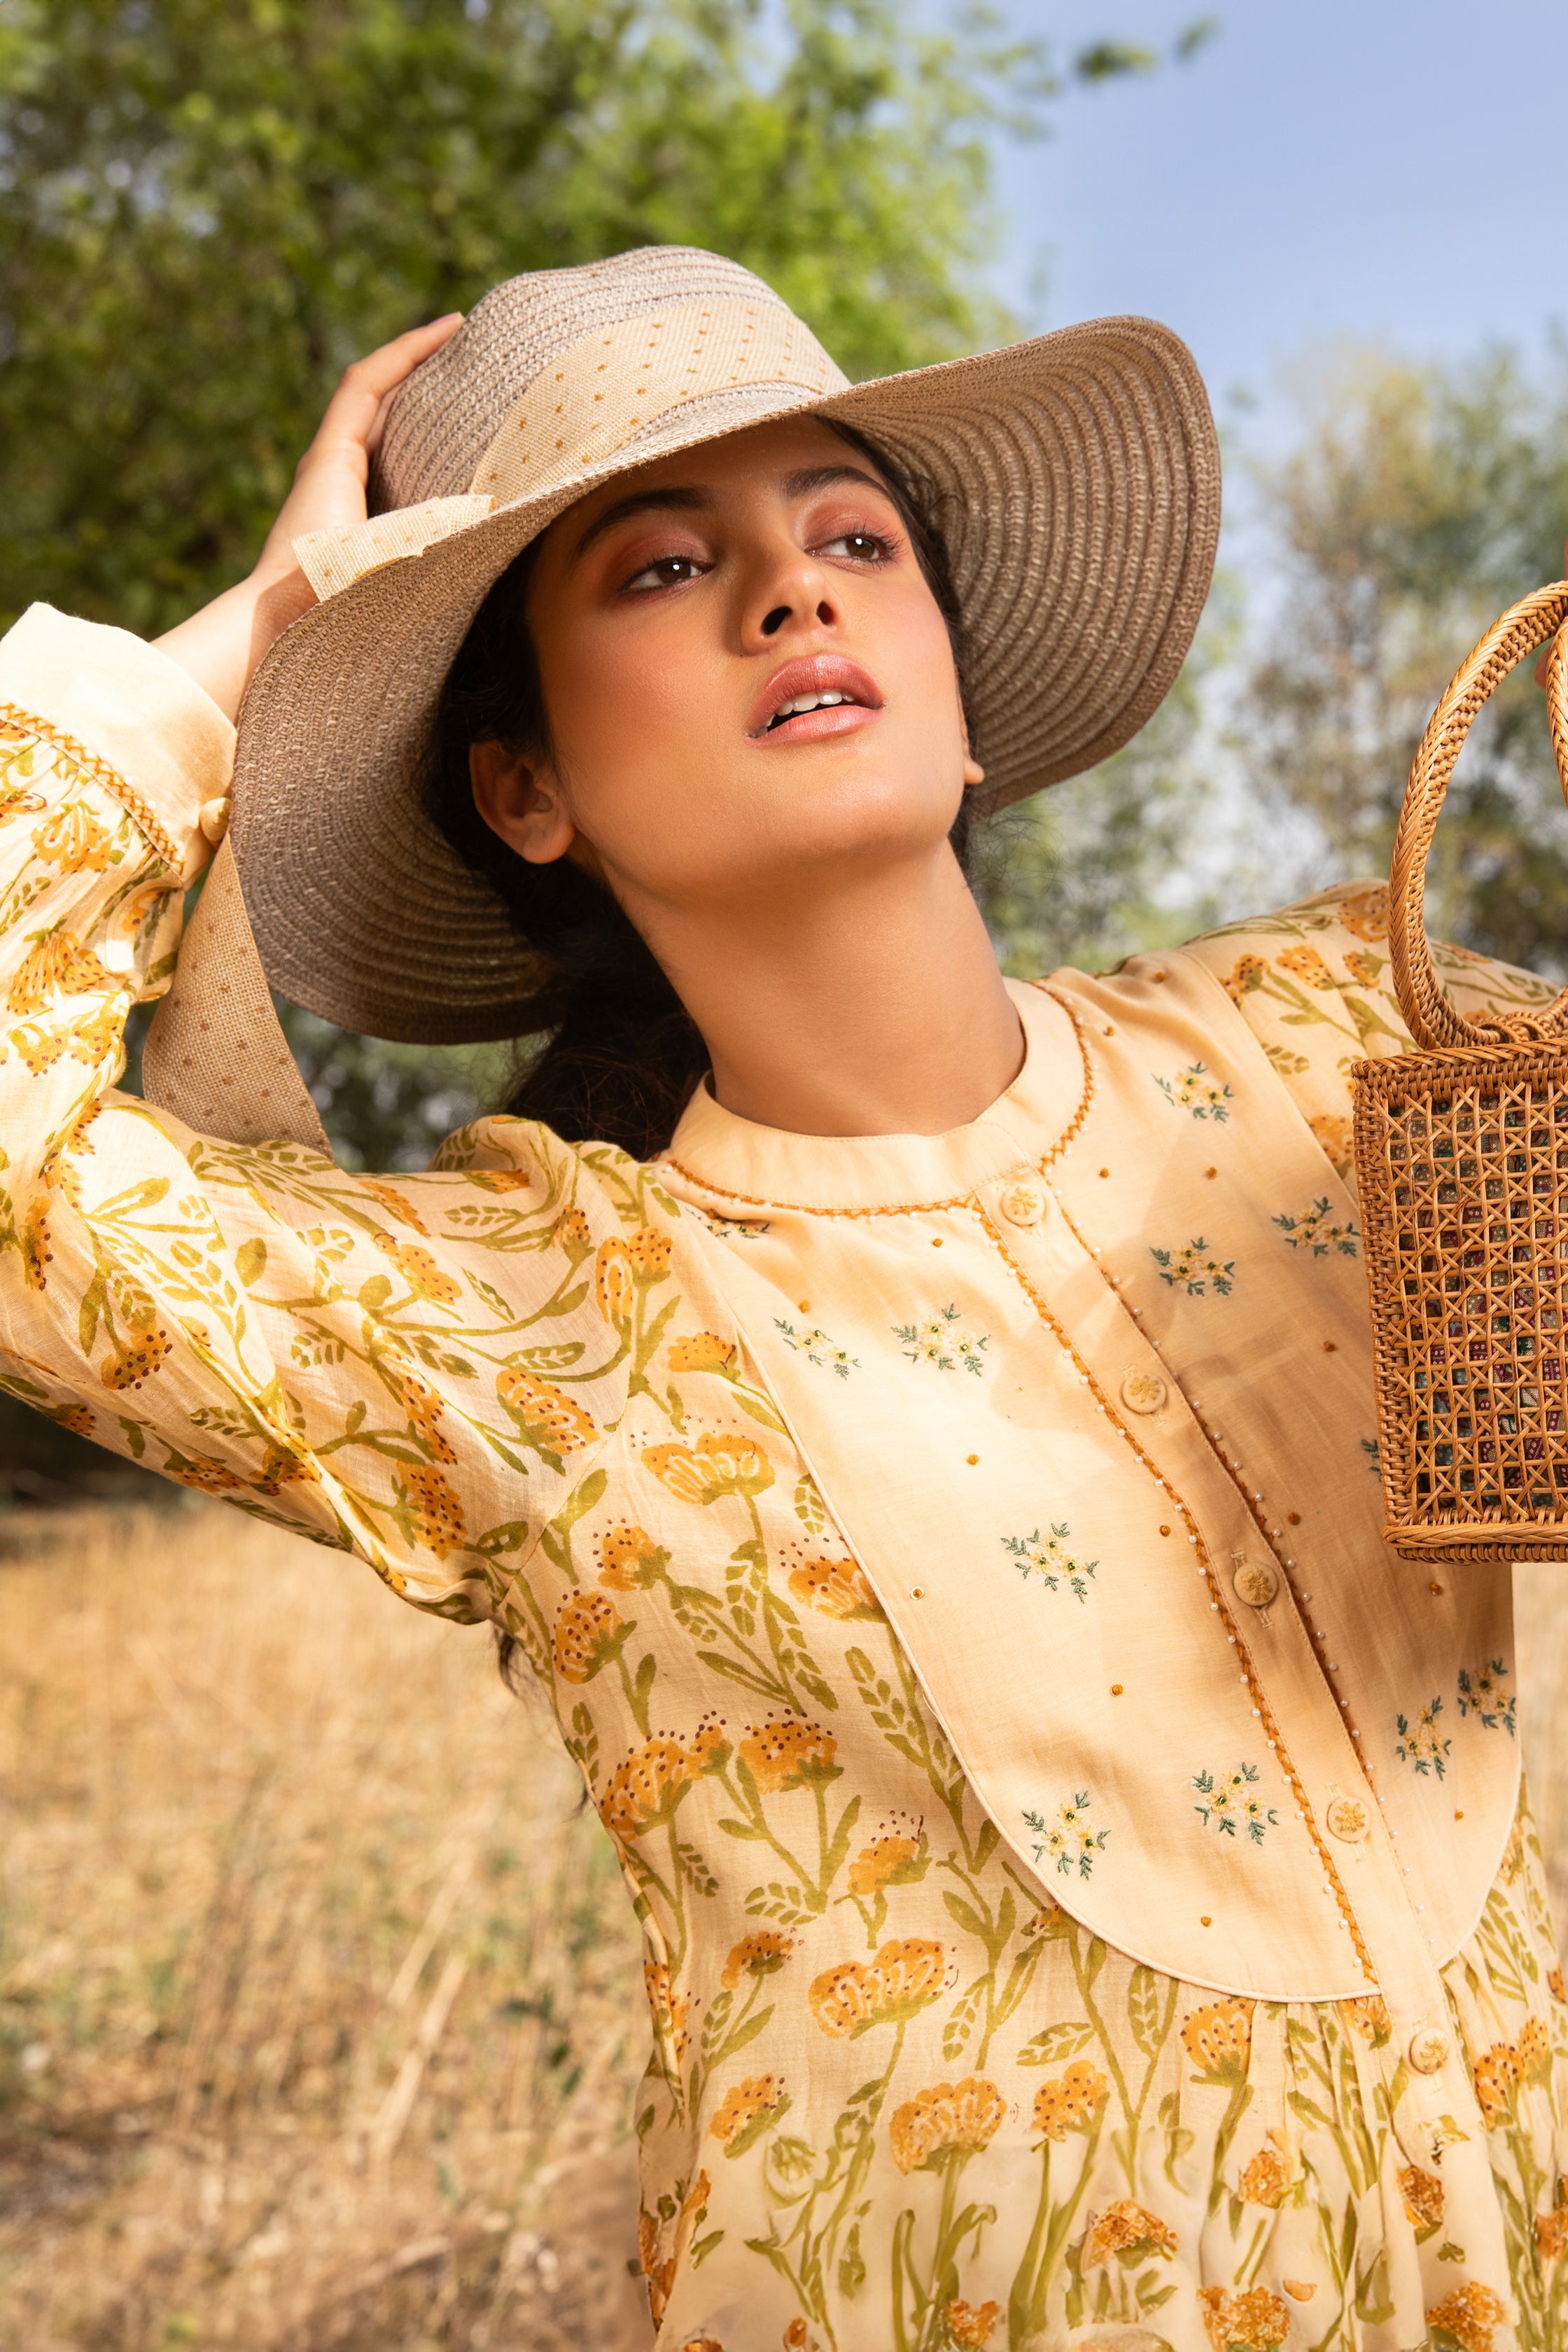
[{"left": 3, "top": 1499, "right": 1567, "bottom": 2350}]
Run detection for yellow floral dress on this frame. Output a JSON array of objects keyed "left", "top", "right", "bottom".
[{"left": 3, "top": 609, "right": 1568, "bottom": 2352}]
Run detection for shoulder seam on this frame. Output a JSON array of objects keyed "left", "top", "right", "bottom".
[{"left": 1, "top": 701, "right": 183, "bottom": 870}]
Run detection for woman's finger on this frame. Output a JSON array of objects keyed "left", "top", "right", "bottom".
[{"left": 311, "top": 313, "right": 465, "bottom": 462}]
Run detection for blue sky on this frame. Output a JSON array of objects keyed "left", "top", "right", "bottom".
[{"left": 991, "top": 1, "right": 1567, "bottom": 435}]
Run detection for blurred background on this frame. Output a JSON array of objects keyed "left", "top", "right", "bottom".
[{"left": 4, "top": 4, "right": 1568, "bottom": 2344}]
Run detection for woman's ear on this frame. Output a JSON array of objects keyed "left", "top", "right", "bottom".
[{"left": 469, "top": 739, "right": 578, "bottom": 867}]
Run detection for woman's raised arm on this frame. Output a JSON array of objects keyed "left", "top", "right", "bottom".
[{"left": 0, "top": 317, "right": 650, "bottom": 1620}]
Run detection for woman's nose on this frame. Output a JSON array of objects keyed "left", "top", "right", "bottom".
[{"left": 743, "top": 553, "right": 841, "bottom": 645}]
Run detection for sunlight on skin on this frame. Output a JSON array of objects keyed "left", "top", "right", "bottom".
[{"left": 471, "top": 416, "right": 1021, "bottom": 1139}]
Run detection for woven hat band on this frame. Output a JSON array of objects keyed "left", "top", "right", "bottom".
[{"left": 468, "top": 296, "right": 848, "bottom": 510}]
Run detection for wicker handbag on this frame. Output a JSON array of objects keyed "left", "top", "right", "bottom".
[{"left": 1354, "top": 582, "right": 1568, "bottom": 1562}]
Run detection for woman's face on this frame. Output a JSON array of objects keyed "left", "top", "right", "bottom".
[{"left": 471, "top": 415, "right": 979, "bottom": 921}]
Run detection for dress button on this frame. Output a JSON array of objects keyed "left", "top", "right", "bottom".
[
  {"left": 1407, "top": 2024, "right": 1450, "bottom": 2076},
  {"left": 998, "top": 1180, "right": 1045, "bottom": 1228},
  {"left": 1119, "top": 1367, "right": 1168, "bottom": 1415},
  {"left": 1232, "top": 1560, "right": 1278, "bottom": 1609},
  {"left": 1324, "top": 1794, "right": 1371, "bottom": 1842}
]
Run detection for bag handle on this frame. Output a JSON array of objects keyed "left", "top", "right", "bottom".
[{"left": 1390, "top": 580, "right": 1568, "bottom": 1050}]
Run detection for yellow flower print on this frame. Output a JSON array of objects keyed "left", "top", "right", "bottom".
[
  {"left": 894, "top": 1303, "right": 989, "bottom": 1375},
  {"left": 774, "top": 1317, "right": 860, "bottom": 1378},
  {"left": 1549, "top": 1963, "right": 1566, "bottom": 2003},
  {"left": 602, "top": 1726, "right": 725, "bottom": 1840},
  {"left": 1180, "top": 1998, "right": 1254, "bottom": 2085},
  {"left": 1198, "top": 2286, "right": 1290, "bottom": 2351},
  {"left": 808, "top": 1937, "right": 946, "bottom": 2037},
  {"left": 1238, "top": 2146, "right": 1290, "bottom": 2207},
  {"left": 1425, "top": 2282, "right": 1507, "bottom": 2352},
  {"left": 710, "top": 2071, "right": 790, "bottom": 2156},
  {"left": 888, "top": 2075, "right": 1005, "bottom": 2174},
  {"left": 597, "top": 1521, "right": 667, "bottom": 1589},
  {"left": 1084, "top": 2199, "right": 1179, "bottom": 2260},
  {"left": 169, "top": 1451, "right": 246, "bottom": 1493},
  {"left": 1343, "top": 948, "right": 1382, "bottom": 986},
  {"left": 721, "top": 1929, "right": 796, "bottom": 1989},
  {"left": 1339, "top": 1995, "right": 1391, "bottom": 2046},
  {"left": 552, "top": 1588, "right": 629, "bottom": 1684},
  {"left": 643, "top": 1956, "right": 692, "bottom": 2063},
  {"left": 1030, "top": 2061, "right": 1107, "bottom": 2141},
  {"left": 1537, "top": 2194, "right": 1568, "bottom": 2263},
  {"left": 404, "top": 1461, "right": 466, "bottom": 1559},
  {"left": 788, "top": 1557, "right": 882, "bottom": 1620},
  {"left": 552, "top": 1205, "right": 593, "bottom": 1264},
  {"left": 20, "top": 1209, "right": 52, "bottom": 1290},
  {"left": 496, "top": 1364, "right": 596, "bottom": 1460},
  {"left": 1277, "top": 942, "right": 1336, "bottom": 990},
  {"left": 1150, "top": 1237, "right": 1234, "bottom": 1297},
  {"left": 1308, "top": 1111, "right": 1354, "bottom": 1177},
  {"left": 626, "top": 1226, "right": 672, "bottom": 1280},
  {"left": 594, "top": 1236, "right": 636, "bottom": 1326},
  {"left": 400, "top": 1370, "right": 456, "bottom": 1462},
  {"left": 945, "top": 2303, "right": 1001, "bottom": 2348},
  {"left": 31, "top": 798, "right": 114, "bottom": 873},
  {"left": 1338, "top": 886, "right": 1389, "bottom": 941},
  {"left": 1457, "top": 1657, "right": 1516, "bottom": 1735},
  {"left": 668, "top": 1331, "right": 737, "bottom": 1374},
  {"left": 372, "top": 1233, "right": 462, "bottom": 1305},
  {"left": 7, "top": 927, "right": 119, "bottom": 1015},
  {"left": 638, "top": 2166, "right": 710, "bottom": 2326},
  {"left": 467, "top": 1166, "right": 533, "bottom": 1194},
  {"left": 643, "top": 1431, "right": 774, "bottom": 1504},
  {"left": 1023, "top": 1791, "right": 1108, "bottom": 1879},
  {"left": 1472, "top": 2040, "right": 1525, "bottom": 2127},
  {"left": 1222, "top": 952, "right": 1266, "bottom": 1003},
  {"left": 1501, "top": 1817, "right": 1525, "bottom": 1882},
  {"left": 1273, "top": 1198, "right": 1359, "bottom": 1259},
  {"left": 1154, "top": 1062, "right": 1234, "bottom": 1121},
  {"left": 1399, "top": 2165, "right": 1443, "bottom": 2234},
  {"left": 1520, "top": 2015, "right": 1553, "bottom": 2082},
  {"left": 737, "top": 1719, "right": 839, "bottom": 1794},
  {"left": 848, "top": 1832, "right": 927, "bottom": 1897},
  {"left": 101, "top": 1323, "right": 173, "bottom": 1391},
  {"left": 363, "top": 1180, "right": 429, "bottom": 1233},
  {"left": 1394, "top": 1696, "right": 1450, "bottom": 1778}
]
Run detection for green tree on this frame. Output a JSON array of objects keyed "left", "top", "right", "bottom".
[{"left": 1237, "top": 343, "right": 1568, "bottom": 973}]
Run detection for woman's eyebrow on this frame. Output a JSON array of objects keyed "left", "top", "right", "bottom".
[
  {"left": 780, "top": 463, "right": 890, "bottom": 500},
  {"left": 573, "top": 484, "right": 712, "bottom": 559}
]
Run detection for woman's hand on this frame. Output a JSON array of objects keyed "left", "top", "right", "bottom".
[{"left": 153, "top": 313, "right": 464, "bottom": 722}]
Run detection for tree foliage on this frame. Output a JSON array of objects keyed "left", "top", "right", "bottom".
[
  {"left": 0, "top": 0, "right": 1056, "bottom": 639},
  {"left": 1239, "top": 344, "right": 1568, "bottom": 972}
]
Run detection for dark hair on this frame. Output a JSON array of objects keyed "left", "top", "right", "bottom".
[{"left": 423, "top": 423, "right": 975, "bottom": 1161}]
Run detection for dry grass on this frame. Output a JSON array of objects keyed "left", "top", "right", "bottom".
[
  {"left": 0, "top": 1498, "right": 651, "bottom": 2352},
  {"left": 4, "top": 1505, "right": 1568, "bottom": 2352}
]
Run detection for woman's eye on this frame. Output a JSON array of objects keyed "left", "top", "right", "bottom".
[
  {"left": 820, "top": 531, "right": 892, "bottom": 563},
  {"left": 623, "top": 554, "right": 706, "bottom": 592}
]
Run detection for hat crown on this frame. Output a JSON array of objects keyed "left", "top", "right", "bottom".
[{"left": 372, "top": 246, "right": 792, "bottom": 513}]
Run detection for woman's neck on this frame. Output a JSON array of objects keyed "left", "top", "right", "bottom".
[{"left": 634, "top": 844, "right": 1025, "bottom": 1140}]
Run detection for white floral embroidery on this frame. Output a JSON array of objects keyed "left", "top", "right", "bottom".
[
  {"left": 1192, "top": 1762, "right": 1278, "bottom": 1845},
  {"left": 1154, "top": 1062, "right": 1233, "bottom": 1120},
  {"left": 1023, "top": 1791, "right": 1107, "bottom": 1879},
  {"left": 1395, "top": 1698, "right": 1450, "bottom": 1777},
  {"left": 1457, "top": 1658, "right": 1516, "bottom": 1736},
  {"left": 775, "top": 1318, "right": 860, "bottom": 1379},
  {"left": 1149, "top": 1238, "right": 1234, "bottom": 1297},
  {"left": 893, "top": 1304, "right": 990, "bottom": 1376},
  {"left": 1273, "top": 1197, "right": 1359, "bottom": 1258},
  {"left": 1002, "top": 1522, "right": 1098, "bottom": 1602}
]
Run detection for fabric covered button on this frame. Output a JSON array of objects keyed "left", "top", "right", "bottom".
[
  {"left": 998, "top": 1180, "right": 1045, "bottom": 1228},
  {"left": 1407, "top": 2024, "right": 1450, "bottom": 2076},
  {"left": 1119, "top": 1367, "right": 1167, "bottom": 1415},
  {"left": 198, "top": 796, "right": 232, "bottom": 844},
  {"left": 1324, "top": 1794, "right": 1371, "bottom": 1842},
  {"left": 1232, "top": 1560, "right": 1278, "bottom": 1609}
]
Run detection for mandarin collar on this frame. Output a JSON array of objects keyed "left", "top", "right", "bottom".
[{"left": 657, "top": 977, "right": 1089, "bottom": 1214}]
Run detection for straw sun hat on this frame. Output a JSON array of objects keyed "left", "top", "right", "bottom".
[{"left": 143, "top": 244, "right": 1219, "bottom": 1151}]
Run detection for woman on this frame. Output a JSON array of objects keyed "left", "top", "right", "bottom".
[{"left": 1, "top": 246, "right": 1563, "bottom": 2352}]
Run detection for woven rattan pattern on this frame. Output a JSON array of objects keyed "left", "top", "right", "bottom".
[
  {"left": 1355, "top": 582, "right": 1568, "bottom": 1560},
  {"left": 1357, "top": 1047, "right": 1568, "bottom": 1560}
]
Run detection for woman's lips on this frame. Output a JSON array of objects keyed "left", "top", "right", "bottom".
[{"left": 748, "top": 655, "right": 884, "bottom": 743}]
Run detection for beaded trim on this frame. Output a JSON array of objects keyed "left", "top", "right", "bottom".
[{"left": 0, "top": 701, "right": 182, "bottom": 871}]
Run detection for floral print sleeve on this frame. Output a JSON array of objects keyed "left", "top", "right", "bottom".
[
  {"left": 1180, "top": 880, "right": 1557, "bottom": 1189},
  {"left": 0, "top": 696, "right": 657, "bottom": 1621}
]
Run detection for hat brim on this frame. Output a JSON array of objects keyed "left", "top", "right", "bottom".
[{"left": 232, "top": 316, "right": 1219, "bottom": 1045}]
